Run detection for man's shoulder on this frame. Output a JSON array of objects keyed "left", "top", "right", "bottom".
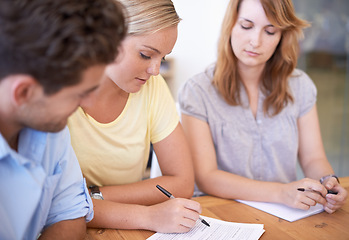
[{"left": 21, "top": 127, "right": 71, "bottom": 167}]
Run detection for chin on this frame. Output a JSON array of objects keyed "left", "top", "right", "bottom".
[
  {"left": 129, "top": 86, "right": 143, "bottom": 93},
  {"left": 49, "top": 126, "right": 66, "bottom": 133},
  {"left": 38, "top": 121, "right": 67, "bottom": 133},
  {"left": 39, "top": 125, "right": 65, "bottom": 133}
]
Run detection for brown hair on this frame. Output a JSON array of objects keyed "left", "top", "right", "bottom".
[
  {"left": 213, "top": 0, "right": 309, "bottom": 115},
  {"left": 0, "top": 0, "right": 127, "bottom": 95}
]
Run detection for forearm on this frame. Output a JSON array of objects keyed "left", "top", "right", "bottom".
[
  {"left": 88, "top": 197, "right": 202, "bottom": 233},
  {"left": 198, "top": 169, "right": 339, "bottom": 210},
  {"left": 101, "top": 174, "right": 194, "bottom": 205},
  {"left": 298, "top": 105, "right": 335, "bottom": 181},
  {"left": 197, "top": 170, "right": 284, "bottom": 203},
  {"left": 88, "top": 199, "right": 149, "bottom": 229},
  {"left": 301, "top": 157, "right": 335, "bottom": 180},
  {"left": 38, "top": 218, "right": 86, "bottom": 240}
]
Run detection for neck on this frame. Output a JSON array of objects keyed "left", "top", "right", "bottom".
[
  {"left": 0, "top": 115, "right": 20, "bottom": 151},
  {"left": 101, "top": 75, "right": 127, "bottom": 97},
  {"left": 238, "top": 64, "right": 265, "bottom": 88},
  {"left": 80, "top": 76, "right": 129, "bottom": 124},
  {"left": 81, "top": 75, "right": 128, "bottom": 109}
]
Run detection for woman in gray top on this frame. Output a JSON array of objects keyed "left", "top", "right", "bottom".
[{"left": 179, "top": 0, "right": 347, "bottom": 213}]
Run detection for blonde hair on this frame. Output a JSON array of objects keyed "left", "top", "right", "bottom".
[
  {"left": 118, "top": 0, "right": 181, "bottom": 35},
  {"left": 213, "top": 0, "right": 309, "bottom": 116}
]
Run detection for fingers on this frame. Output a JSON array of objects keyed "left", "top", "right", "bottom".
[
  {"left": 284, "top": 178, "right": 326, "bottom": 210},
  {"left": 181, "top": 198, "right": 202, "bottom": 214},
  {"left": 309, "top": 184, "right": 328, "bottom": 198},
  {"left": 323, "top": 198, "right": 340, "bottom": 213},
  {"left": 149, "top": 198, "right": 201, "bottom": 233},
  {"left": 322, "top": 176, "right": 339, "bottom": 190},
  {"left": 324, "top": 180, "right": 346, "bottom": 199},
  {"left": 323, "top": 186, "right": 348, "bottom": 214},
  {"left": 296, "top": 178, "right": 327, "bottom": 201},
  {"left": 292, "top": 191, "right": 320, "bottom": 210},
  {"left": 300, "top": 192, "right": 320, "bottom": 206},
  {"left": 177, "top": 217, "right": 198, "bottom": 232},
  {"left": 303, "top": 190, "right": 327, "bottom": 206},
  {"left": 174, "top": 198, "right": 202, "bottom": 223},
  {"left": 326, "top": 188, "right": 347, "bottom": 203},
  {"left": 324, "top": 206, "right": 336, "bottom": 214},
  {"left": 319, "top": 177, "right": 348, "bottom": 214}
]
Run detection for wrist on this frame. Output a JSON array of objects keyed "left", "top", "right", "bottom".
[
  {"left": 138, "top": 205, "right": 154, "bottom": 231},
  {"left": 277, "top": 183, "right": 289, "bottom": 204},
  {"left": 320, "top": 174, "right": 339, "bottom": 184}
]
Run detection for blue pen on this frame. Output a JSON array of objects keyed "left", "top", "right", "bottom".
[{"left": 156, "top": 184, "right": 210, "bottom": 227}]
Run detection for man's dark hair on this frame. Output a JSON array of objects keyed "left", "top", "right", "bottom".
[{"left": 0, "top": 0, "right": 126, "bottom": 94}]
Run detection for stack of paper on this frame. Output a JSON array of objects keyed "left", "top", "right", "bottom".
[
  {"left": 236, "top": 200, "right": 324, "bottom": 222},
  {"left": 147, "top": 216, "right": 265, "bottom": 240}
]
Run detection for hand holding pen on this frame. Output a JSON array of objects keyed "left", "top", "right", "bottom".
[
  {"left": 297, "top": 177, "right": 347, "bottom": 214},
  {"left": 279, "top": 179, "right": 328, "bottom": 211},
  {"left": 156, "top": 185, "right": 210, "bottom": 227},
  {"left": 291, "top": 177, "right": 345, "bottom": 213}
]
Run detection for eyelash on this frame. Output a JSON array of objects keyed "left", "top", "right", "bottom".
[
  {"left": 140, "top": 53, "right": 150, "bottom": 60},
  {"left": 241, "top": 25, "right": 252, "bottom": 30},
  {"left": 240, "top": 25, "right": 275, "bottom": 36},
  {"left": 140, "top": 53, "right": 166, "bottom": 61},
  {"left": 79, "top": 92, "right": 89, "bottom": 99}
]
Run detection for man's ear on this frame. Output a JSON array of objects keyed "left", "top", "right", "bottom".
[{"left": 10, "top": 75, "right": 40, "bottom": 106}]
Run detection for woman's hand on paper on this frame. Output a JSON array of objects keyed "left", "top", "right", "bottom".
[{"left": 146, "top": 198, "right": 201, "bottom": 233}]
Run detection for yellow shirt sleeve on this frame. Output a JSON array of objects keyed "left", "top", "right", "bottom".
[{"left": 148, "top": 75, "right": 179, "bottom": 143}]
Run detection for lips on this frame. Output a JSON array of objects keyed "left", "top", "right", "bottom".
[
  {"left": 137, "top": 75, "right": 150, "bottom": 81},
  {"left": 136, "top": 77, "right": 147, "bottom": 84},
  {"left": 245, "top": 50, "right": 260, "bottom": 57}
]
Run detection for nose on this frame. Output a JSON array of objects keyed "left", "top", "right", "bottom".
[
  {"left": 146, "top": 60, "right": 160, "bottom": 76},
  {"left": 250, "top": 30, "right": 262, "bottom": 48}
]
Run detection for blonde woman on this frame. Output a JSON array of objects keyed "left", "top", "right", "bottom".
[
  {"left": 179, "top": 0, "right": 347, "bottom": 213},
  {"left": 68, "top": 0, "right": 201, "bottom": 233}
]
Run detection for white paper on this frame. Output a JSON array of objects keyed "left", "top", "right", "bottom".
[
  {"left": 236, "top": 200, "right": 324, "bottom": 222},
  {"left": 147, "top": 216, "right": 265, "bottom": 240}
]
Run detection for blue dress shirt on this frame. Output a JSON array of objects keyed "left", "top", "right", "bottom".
[{"left": 0, "top": 127, "right": 93, "bottom": 240}]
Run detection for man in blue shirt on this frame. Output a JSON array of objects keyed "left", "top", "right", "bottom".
[{"left": 0, "top": 0, "right": 126, "bottom": 239}]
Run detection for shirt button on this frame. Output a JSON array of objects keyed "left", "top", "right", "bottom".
[{"left": 257, "top": 119, "right": 262, "bottom": 125}]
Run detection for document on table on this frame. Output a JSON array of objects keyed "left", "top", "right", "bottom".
[
  {"left": 147, "top": 216, "right": 265, "bottom": 240},
  {"left": 236, "top": 199, "right": 324, "bottom": 222}
]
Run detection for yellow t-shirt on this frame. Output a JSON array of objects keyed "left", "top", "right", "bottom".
[{"left": 68, "top": 75, "right": 179, "bottom": 187}]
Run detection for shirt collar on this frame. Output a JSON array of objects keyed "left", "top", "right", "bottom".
[
  {"left": 0, "top": 128, "right": 47, "bottom": 166},
  {"left": 18, "top": 128, "right": 47, "bottom": 165},
  {"left": 0, "top": 133, "right": 11, "bottom": 160}
]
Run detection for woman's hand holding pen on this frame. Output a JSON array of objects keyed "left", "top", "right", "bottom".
[
  {"left": 145, "top": 198, "right": 202, "bottom": 233},
  {"left": 281, "top": 177, "right": 347, "bottom": 213},
  {"left": 281, "top": 178, "right": 328, "bottom": 210},
  {"left": 320, "top": 177, "right": 347, "bottom": 213}
]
